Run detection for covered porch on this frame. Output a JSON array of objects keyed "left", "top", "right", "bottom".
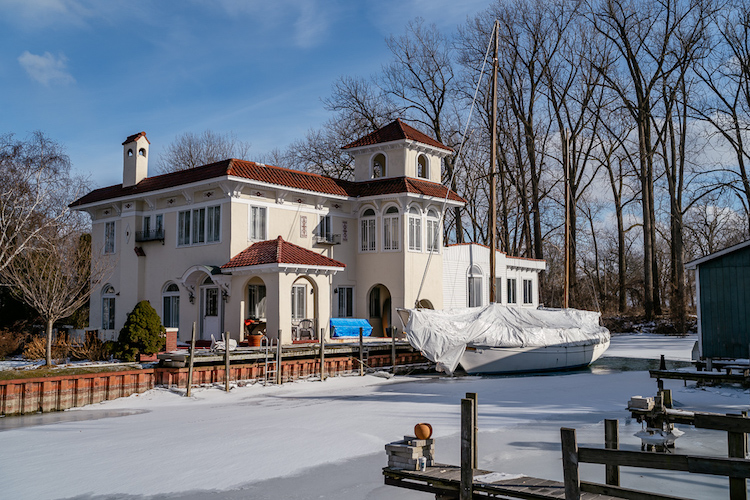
[{"left": 220, "top": 237, "right": 345, "bottom": 345}]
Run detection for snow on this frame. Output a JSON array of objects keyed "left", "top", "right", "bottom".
[{"left": 0, "top": 332, "right": 747, "bottom": 500}]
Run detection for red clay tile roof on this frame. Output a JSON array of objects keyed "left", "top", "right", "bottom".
[
  {"left": 122, "top": 132, "right": 150, "bottom": 145},
  {"left": 342, "top": 119, "right": 453, "bottom": 152},
  {"left": 221, "top": 236, "right": 346, "bottom": 269},
  {"left": 70, "top": 159, "right": 353, "bottom": 207},
  {"left": 70, "top": 160, "right": 464, "bottom": 207},
  {"left": 353, "top": 177, "right": 466, "bottom": 203}
]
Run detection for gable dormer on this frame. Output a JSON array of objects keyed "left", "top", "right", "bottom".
[
  {"left": 122, "top": 131, "right": 150, "bottom": 187},
  {"left": 341, "top": 119, "right": 453, "bottom": 183}
]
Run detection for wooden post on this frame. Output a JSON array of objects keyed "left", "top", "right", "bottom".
[
  {"left": 604, "top": 419, "right": 620, "bottom": 486},
  {"left": 276, "top": 331, "right": 282, "bottom": 385},
  {"left": 186, "top": 322, "right": 196, "bottom": 397},
  {"left": 560, "top": 428, "right": 580, "bottom": 500},
  {"left": 660, "top": 354, "right": 667, "bottom": 370},
  {"left": 728, "top": 426, "right": 748, "bottom": 500},
  {"left": 466, "top": 392, "right": 478, "bottom": 468},
  {"left": 319, "top": 328, "right": 325, "bottom": 382},
  {"left": 359, "top": 327, "right": 364, "bottom": 376},
  {"left": 391, "top": 328, "right": 396, "bottom": 374},
  {"left": 460, "top": 398, "right": 475, "bottom": 500},
  {"left": 224, "top": 332, "right": 230, "bottom": 392},
  {"left": 662, "top": 389, "right": 673, "bottom": 409}
]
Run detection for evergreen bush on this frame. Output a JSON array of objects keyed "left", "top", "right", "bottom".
[{"left": 116, "top": 301, "right": 165, "bottom": 361}]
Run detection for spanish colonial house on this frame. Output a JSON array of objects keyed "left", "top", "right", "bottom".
[{"left": 71, "top": 121, "right": 544, "bottom": 344}]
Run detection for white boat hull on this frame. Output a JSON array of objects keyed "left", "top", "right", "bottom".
[{"left": 459, "top": 339, "right": 610, "bottom": 375}]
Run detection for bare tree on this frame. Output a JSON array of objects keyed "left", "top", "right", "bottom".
[
  {"left": 2, "top": 227, "right": 112, "bottom": 365},
  {"left": 0, "top": 132, "right": 73, "bottom": 275},
  {"left": 155, "top": 130, "right": 251, "bottom": 174}
]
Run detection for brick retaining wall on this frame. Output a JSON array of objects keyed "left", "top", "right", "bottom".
[{"left": 1, "top": 351, "right": 428, "bottom": 416}]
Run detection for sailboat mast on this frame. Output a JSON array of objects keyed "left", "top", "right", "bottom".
[{"left": 489, "top": 21, "right": 499, "bottom": 304}]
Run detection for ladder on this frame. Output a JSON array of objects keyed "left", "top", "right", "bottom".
[{"left": 263, "top": 337, "right": 277, "bottom": 385}]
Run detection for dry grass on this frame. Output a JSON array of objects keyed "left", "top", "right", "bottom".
[
  {"left": 0, "top": 328, "right": 25, "bottom": 358},
  {"left": 22, "top": 334, "right": 113, "bottom": 362}
]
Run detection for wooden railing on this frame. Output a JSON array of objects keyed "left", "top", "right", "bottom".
[{"left": 562, "top": 414, "right": 750, "bottom": 500}]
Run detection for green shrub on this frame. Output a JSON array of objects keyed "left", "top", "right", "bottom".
[{"left": 115, "top": 301, "right": 165, "bottom": 361}]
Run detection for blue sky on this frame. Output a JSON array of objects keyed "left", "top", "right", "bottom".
[{"left": 1, "top": 0, "right": 488, "bottom": 188}]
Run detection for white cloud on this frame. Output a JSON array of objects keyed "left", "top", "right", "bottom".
[
  {"left": 18, "top": 51, "right": 75, "bottom": 86},
  {"left": 0, "top": 0, "right": 96, "bottom": 27}
]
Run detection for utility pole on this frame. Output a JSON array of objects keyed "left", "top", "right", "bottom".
[{"left": 563, "top": 129, "right": 571, "bottom": 309}]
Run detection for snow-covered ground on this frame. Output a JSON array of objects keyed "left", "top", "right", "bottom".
[{"left": 0, "top": 332, "right": 747, "bottom": 500}]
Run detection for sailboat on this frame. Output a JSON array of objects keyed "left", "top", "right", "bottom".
[{"left": 398, "top": 20, "right": 610, "bottom": 376}]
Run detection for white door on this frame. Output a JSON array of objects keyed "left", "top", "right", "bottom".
[{"left": 201, "top": 286, "right": 220, "bottom": 340}]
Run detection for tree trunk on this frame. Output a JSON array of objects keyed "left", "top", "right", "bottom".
[{"left": 46, "top": 318, "right": 54, "bottom": 366}]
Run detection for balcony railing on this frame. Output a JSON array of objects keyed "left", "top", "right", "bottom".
[
  {"left": 135, "top": 229, "right": 165, "bottom": 243},
  {"left": 314, "top": 234, "right": 341, "bottom": 245}
]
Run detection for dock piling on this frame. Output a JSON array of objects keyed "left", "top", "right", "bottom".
[
  {"left": 460, "top": 397, "right": 475, "bottom": 500},
  {"left": 604, "top": 419, "right": 620, "bottom": 486},
  {"left": 319, "top": 328, "right": 325, "bottom": 381},
  {"left": 186, "top": 322, "right": 196, "bottom": 397},
  {"left": 560, "top": 427, "right": 580, "bottom": 500}
]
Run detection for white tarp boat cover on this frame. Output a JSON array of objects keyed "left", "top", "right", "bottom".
[{"left": 400, "top": 304, "right": 610, "bottom": 374}]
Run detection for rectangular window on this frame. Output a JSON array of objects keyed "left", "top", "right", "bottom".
[
  {"left": 383, "top": 217, "right": 399, "bottom": 250},
  {"left": 249, "top": 206, "right": 267, "bottom": 241},
  {"left": 155, "top": 214, "right": 163, "bottom": 232},
  {"left": 248, "top": 285, "right": 267, "bottom": 319},
  {"left": 143, "top": 215, "right": 151, "bottom": 233},
  {"left": 523, "top": 279, "right": 533, "bottom": 304},
  {"left": 507, "top": 278, "right": 517, "bottom": 304},
  {"left": 291, "top": 284, "right": 306, "bottom": 321},
  {"left": 102, "top": 297, "right": 115, "bottom": 330},
  {"left": 178, "top": 206, "right": 220, "bottom": 246},
  {"left": 427, "top": 219, "right": 440, "bottom": 252},
  {"left": 468, "top": 277, "right": 482, "bottom": 307},
  {"left": 408, "top": 217, "right": 422, "bottom": 251},
  {"left": 204, "top": 288, "right": 218, "bottom": 316},
  {"left": 104, "top": 222, "right": 115, "bottom": 254},
  {"left": 178, "top": 210, "right": 191, "bottom": 245},
  {"left": 361, "top": 219, "right": 376, "bottom": 252},
  {"left": 163, "top": 296, "right": 180, "bottom": 328},
  {"left": 337, "top": 286, "right": 354, "bottom": 317},
  {"left": 318, "top": 214, "right": 332, "bottom": 242},
  {"left": 207, "top": 206, "right": 220, "bottom": 242},
  {"left": 192, "top": 208, "right": 205, "bottom": 244}
]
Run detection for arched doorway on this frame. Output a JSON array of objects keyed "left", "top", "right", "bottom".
[
  {"left": 368, "top": 284, "right": 392, "bottom": 337},
  {"left": 291, "top": 276, "right": 318, "bottom": 341}
]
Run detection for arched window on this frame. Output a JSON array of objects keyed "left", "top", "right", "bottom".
[
  {"left": 426, "top": 209, "right": 440, "bottom": 252},
  {"left": 383, "top": 206, "right": 399, "bottom": 251},
  {"left": 417, "top": 155, "right": 429, "bottom": 179},
  {"left": 360, "top": 208, "right": 376, "bottom": 252},
  {"left": 138, "top": 148, "right": 147, "bottom": 157},
  {"left": 467, "top": 265, "right": 483, "bottom": 307},
  {"left": 102, "top": 284, "right": 116, "bottom": 330},
  {"left": 162, "top": 283, "right": 180, "bottom": 330},
  {"left": 408, "top": 207, "right": 422, "bottom": 252},
  {"left": 372, "top": 153, "right": 386, "bottom": 178}
]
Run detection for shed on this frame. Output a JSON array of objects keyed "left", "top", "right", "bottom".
[{"left": 686, "top": 240, "right": 750, "bottom": 360}]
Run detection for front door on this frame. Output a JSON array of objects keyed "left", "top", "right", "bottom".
[{"left": 201, "top": 286, "right": 220, "bottom": 340}]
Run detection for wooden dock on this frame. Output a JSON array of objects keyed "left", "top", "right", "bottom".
[
  {"left": 384, "top": 394, "right": 750, "bottom": 500},
  {"left": 384, "top": 465, "right": 624, "bottom": 499}
]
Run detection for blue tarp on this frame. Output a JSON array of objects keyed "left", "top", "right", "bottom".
[{"left": 330, "top": 318, "right": 373, "bottom": 338}]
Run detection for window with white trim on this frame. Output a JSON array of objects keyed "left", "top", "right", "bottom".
[
  {"left": 360, "top": 208, "right": 376, "bottom": 252},
  {"left": 507, "top": 278, "right": 517, "bottom": 304},
  {"left": 162, "top": 283, "right": 180, "bottom": 330},
  {"left": 318, "top": 214, "right": 332, "bottom": 242},
  {"left": 102, "top": 284, "right": 116, "bottom": 330},
  {"left": 467, "top": 265, "right": 483, "bottom": 307},
  {"left": 408, "top": 207, "right": 422, "bottom": 252},
  {"left": 291, "top": 284, "right": 306, "bottom": 322},
  {"left": 249, "top": 205, "right": 267, "bottom": 241},
  {"left": 417, "top": 154, "right": 429, "bottom": 179},
  {"left": 372, "top": 153, "right": 386, "bottom": 178},
  {"left": 104, "top": 222, "right": 115, "bottom": 254},
  {"left": 426, "top": 209, "right": 440, "bottom": 252},
  {"left": 337, "top": 286, "right": 354, "bottom": 317},
  {"left": 178, "top": 205, "right": 220, "bottom": 246},
  {"left": 523, "top": 279, "right": 533, "bottom": 304},
  {"left": 383, "top": 206, "right": 399, "bottom": 251}
]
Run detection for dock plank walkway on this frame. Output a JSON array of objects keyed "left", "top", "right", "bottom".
[{"left": 383, "top": 465, "right": 623, "bottom": 499}]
